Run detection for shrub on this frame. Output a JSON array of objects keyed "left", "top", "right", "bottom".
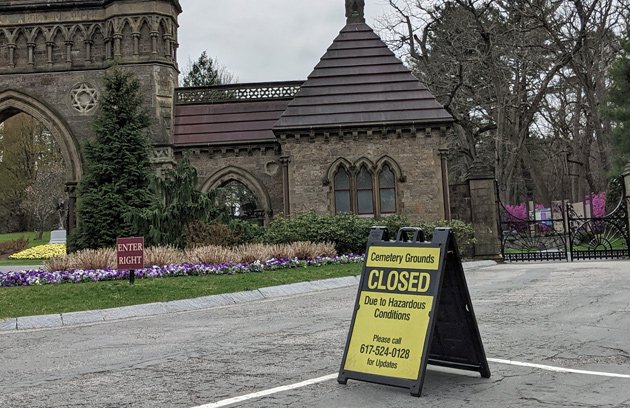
[
  {"left": 184, "top": 222, "right": 242, "bottom": 248},
  {"left": 262, "top": 212, "right": 372, "bottom": 254},
  {"left": 416, "top": 220, "right": 476, "bottom": 257},
  {"left": 262, "top": 212, "right": 475, "bottom": 256},
  {"left": 228, "top": 219, "right": 264, "bottom": 244},
  {"left": 0, "top": 237, "right": 29, "bottom": 256},
  {"left": 129, "top": 156, "right": 225, "bottom": 249}
]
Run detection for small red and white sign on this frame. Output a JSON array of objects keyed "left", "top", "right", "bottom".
[{"left": 116, "top": 236, "right": 144, "bottom": 270}]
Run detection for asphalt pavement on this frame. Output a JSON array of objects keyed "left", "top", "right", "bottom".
[{"left": 1, "top": 260, "right": 629, "bottom": 407}]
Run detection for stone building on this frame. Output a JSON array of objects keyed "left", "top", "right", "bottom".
[
  {"left": 174, "top": 1, "right": 453, "bottom": 225},
  {"left": 0, "top": 0, "right": 454, "bottom": 228}
]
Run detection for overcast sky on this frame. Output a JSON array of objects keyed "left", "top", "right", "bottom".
[{"left": 177, "top": 0, "right": 394, "bottom": 83}]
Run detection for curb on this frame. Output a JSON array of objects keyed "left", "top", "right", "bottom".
[{"left": 0, "top": 260, "right": 496, "bottom": 332}]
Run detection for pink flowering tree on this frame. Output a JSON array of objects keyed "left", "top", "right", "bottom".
[{"left": 591, "top": 192, "right": 606, "bottom": 218}]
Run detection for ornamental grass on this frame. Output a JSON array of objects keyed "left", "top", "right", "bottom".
[
  {"left": 237, "top": 243, "right": 276, "bottom": 263},
  {"left": 144, "top": 245, "right": 184, "bottom": 267},
  {"left": 186, "top": 245, "right": 236, "bottom": 265}
]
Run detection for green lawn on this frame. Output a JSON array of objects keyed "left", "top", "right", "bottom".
[
  {"left": 0, "top": 231, "right": 51, "bottom": 248},
  {"left": 0, "top": 231, "right": 52, "bottom": 266},
  {"left": 0, "top": 262, "right": 362, "bottom": 319}
]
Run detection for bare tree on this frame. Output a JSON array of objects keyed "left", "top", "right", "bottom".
[
  {"left": 380, "top": 0, "right": 623, "bottom": 204},
  {"left": 21, "top": 161, "right": 66, "bottom": 239}
]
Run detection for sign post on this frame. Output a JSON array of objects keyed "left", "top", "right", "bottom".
[
  {"left": 116, "top": 237, "right": 144, "bottom": 285},
  {"left": 338, "top": 227, "right": 490, "bottom": 397}
]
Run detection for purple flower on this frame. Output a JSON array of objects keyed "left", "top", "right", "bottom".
[{"left": 0, "top": 254, "right": 366, "bottom": 287}]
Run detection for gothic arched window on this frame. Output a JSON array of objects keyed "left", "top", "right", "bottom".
[
  {"left": 334, "top": 167, "right": 351, "bottom": 213},
  {"left": 356, "top": 166, "right": 374, "bottom": 215},
  {"left": 379, "top": 164, "right": 397, "bottom": 214},
  {"left": 329, "top": 159, "right": 400, "bottom": 216}
]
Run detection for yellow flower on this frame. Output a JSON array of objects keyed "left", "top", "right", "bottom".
[{"left": 9, "top": 244, "right": 67, "bottom": 260}]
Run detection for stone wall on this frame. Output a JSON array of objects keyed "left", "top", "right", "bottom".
[
  {"left": 449, "top": 183, "right": 472, "bottom": 224},
  {"left": 182, "top": 145, "right": 284, "bottom": 225},
  {"left": 278, "top": 127, "right": 448, "bottom": 221}
]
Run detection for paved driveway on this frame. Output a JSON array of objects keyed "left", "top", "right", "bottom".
[{"left": 1, "top": 261, "right": 629, "bottom": 407}]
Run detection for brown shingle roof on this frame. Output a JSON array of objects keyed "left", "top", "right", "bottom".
[
  {"left": 273, "top": 23, "right": 452, "bottom": 131},
  {"left": 173, "top": 99, "right": 290, "bottom": 146},
  {"left": 173, "top": 82, "right": 301, "bottom": 146}
]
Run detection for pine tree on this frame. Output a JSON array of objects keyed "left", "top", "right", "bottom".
[
  {"left": 68, "top": 68, "right": 154, "bottom": 251},
  {"left": 181, "top": 51, "right": 234, "bottom": 87},
  {"left": 606, "top": 31, "right": 630, "bottom": 173}
]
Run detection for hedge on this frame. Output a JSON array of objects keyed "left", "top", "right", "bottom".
[{"left": 261, "top": 212, "right": 475, "bottom": 256}]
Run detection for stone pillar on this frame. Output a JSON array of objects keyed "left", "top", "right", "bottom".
[
  {"left": 132, "top": 33, "right": 140, "bottom": 55},
  {"left": 439, "top": 148, "right": 451, "bottom": 221},
  {"left": 280, "top": 156, "right": 291, "bottom": 216},
  {"left": 113, "top": 34, "right": 122, "bottom": 58},
  {"left": 8, "top": 43, "right": 16, "bottom": 67},
  {"left": 46, "top": 42, "right": 54, "bottom": 65},
  {"left": 65, "top": 182, "right": 78, "bottom": 233},
  {"left": 84, "top": 40, "right": 92, "bottom": 63},
  {"left": 467, "top": 160, "right": 501, "bottom": 258},
  {"left": 27, "top": 42, "right": 35, "bottom": 65},
  {"left": 65, "top": 41, "right": 73, "bottom": 63}
]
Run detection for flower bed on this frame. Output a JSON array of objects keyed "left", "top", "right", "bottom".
[
  {"left": 0, "top": 254, "right": 365, "bottom": 287},
  {"left": 8, "top": 244, "right": 66, "bottom": 260}
]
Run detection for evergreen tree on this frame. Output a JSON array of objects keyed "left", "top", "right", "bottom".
[
  {"left": 129, "top": 156, "right": 226, "bottom": 248},
  {"left": 69, "top": 68, "right": 154, "bottom": 251},
  {"left": 181, "top": 51, "right": 234, "bottom": 87},
  {"left": 606, "top": 30, "right": 630, "bottom": 173}
]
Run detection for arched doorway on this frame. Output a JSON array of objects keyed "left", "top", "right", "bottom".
[
  {"left": 215, "top": 180, "right": 261, "bottom": 223},
  {"left": 201, "top": 166, "right": 272, "bottom": 226},
  {"left": 0, "top": 90, "right": 82, "bottom": 231}
]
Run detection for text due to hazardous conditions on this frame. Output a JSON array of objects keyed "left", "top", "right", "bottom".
[
  {"left": 342, "top": 246, "right": 440, "bottom": 379},
  {"left": 338, "top": 228, "right": 491, "bottom": 397}
]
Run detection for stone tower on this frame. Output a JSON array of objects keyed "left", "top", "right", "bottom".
[{"left": 0, "top": 0, "right": 181, "bottom": 228}]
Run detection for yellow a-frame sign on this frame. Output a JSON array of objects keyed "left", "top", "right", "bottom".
[{"left": 338, "top": 227, "right": 491, "bottom": 397}]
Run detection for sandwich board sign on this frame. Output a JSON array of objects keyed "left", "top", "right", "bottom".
[{"left": 338, "top": 227, "right": 490, "bottom": 397}]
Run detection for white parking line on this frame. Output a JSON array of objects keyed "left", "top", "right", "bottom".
[
  {"left": 487, "top": 358, "right": 630, "bottom": 379},
  {"left": 193, "top": 374, "right": 338, "bottom": 408},
  {"left": 192, "top": 359, "right": 630, "bottom": 408}
]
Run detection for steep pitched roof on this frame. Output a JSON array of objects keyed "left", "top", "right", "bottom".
[{"left": 274, "top": 23, "right": 452, "bottom": 131}]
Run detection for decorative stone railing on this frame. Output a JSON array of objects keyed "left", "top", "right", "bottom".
[{"left": 175, "top": 81, "right": 303, "bottom": 105}]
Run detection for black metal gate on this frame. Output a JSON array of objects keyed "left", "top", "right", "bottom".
[{"left": 499, "top": 178, "right": 630, "bottom": 262}]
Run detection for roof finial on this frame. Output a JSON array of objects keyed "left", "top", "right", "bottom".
[{"left": 345, "top": 0, "right": 365, "bottom": 24}]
